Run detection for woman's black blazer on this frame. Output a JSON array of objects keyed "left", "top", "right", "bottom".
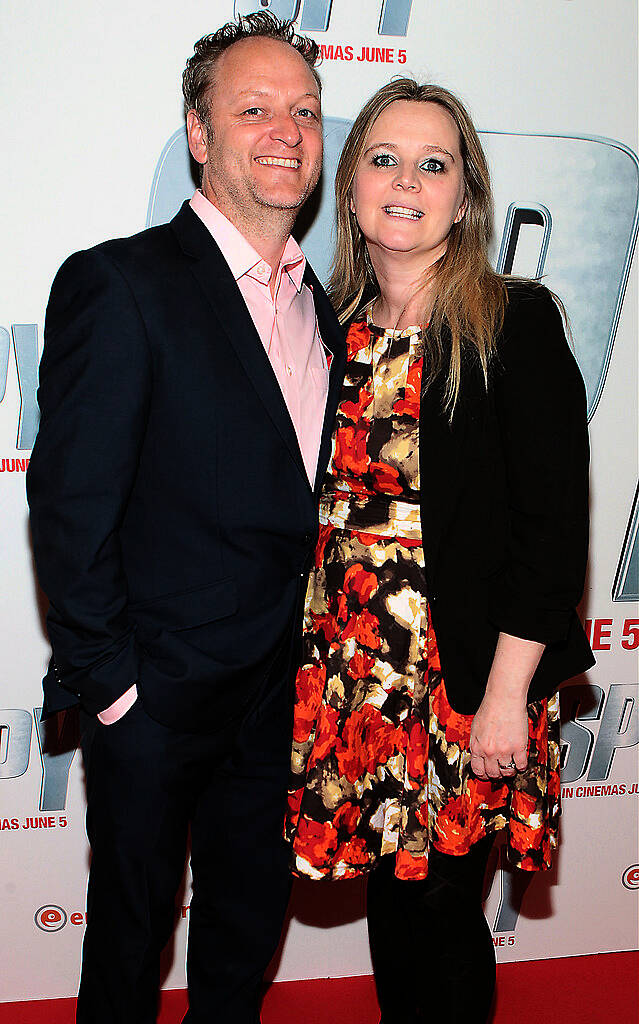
[{"left": 418, "top": 281, "right": 594, "bottom": 714}]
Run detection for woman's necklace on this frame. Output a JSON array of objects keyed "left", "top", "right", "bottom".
[{"left": 371, "top": 295, "right": 427, "bottom": 332}]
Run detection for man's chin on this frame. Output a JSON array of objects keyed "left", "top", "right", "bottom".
[
  {"left": 255, "top": 191, "right": 312, "bottom": 212},
  {"left": 251, "top": 178, "right": 320, "bottom": 212}
]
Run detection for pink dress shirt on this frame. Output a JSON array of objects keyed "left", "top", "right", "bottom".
[{"left": 98, "top": 191, "right": 329, "bottom": 724}]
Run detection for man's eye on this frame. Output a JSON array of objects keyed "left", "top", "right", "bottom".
[
  {"left": 242, "top": 107, "right": 263, "bottom": 116},
  {"left": 296, "top": 108, "right": 318, "bottom": 119}
]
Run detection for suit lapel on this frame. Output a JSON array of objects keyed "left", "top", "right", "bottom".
[{"left": 170, "top": 202, "right": 308, "bottom": 484}]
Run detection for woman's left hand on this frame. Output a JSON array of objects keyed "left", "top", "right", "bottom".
[{"left": 469, "top": 690, "right": 529, "bottom": 780}]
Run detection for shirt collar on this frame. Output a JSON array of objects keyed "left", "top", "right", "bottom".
[
  {"left": 190, "top": 190, "right": 306, "bottom": 292},
  {"left": 279, "top": 234, "right": 306, "bottom": 292}
]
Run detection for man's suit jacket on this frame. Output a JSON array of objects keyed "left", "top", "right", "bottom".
[
  {"left": 418, "top": 281, "right": 594, "bottom": 714},
  {"left": 27, "top": 201, "right": 346, "bottom": 733}
]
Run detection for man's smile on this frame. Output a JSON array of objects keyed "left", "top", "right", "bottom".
[{"left": 255, "top": 156, "right": 302, "bottom": 168}]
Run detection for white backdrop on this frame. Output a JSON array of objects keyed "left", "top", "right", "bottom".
[{"left": 1, "top": 0, "right": 637, "bottom": 1003}]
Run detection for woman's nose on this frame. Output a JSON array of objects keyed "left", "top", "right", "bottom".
[{"left": 393, "top": 166, "right": 420, "bottom": 191}]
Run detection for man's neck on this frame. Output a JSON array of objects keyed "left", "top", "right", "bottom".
[
  {"left": 234, "top": 215, "right": 292, "bottom": 294},
  {"left": 201, "top": 185, "right": 296, "bottom": 290}
]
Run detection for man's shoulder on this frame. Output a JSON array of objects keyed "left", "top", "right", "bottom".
[
  {"left": 60, "top": 204, "right": 197, "bottom": 280},
  {"left": 92, "top": 218, "right": 177, "bottom": 269},
  {"left": 50, "top": 217, "right": 189, "bottom": 304}
]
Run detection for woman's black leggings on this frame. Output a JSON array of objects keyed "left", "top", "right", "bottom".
[{"left": 366, "top": 836, "right": 496, "bottom": 1024}]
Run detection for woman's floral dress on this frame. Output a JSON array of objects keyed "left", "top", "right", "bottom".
[{"left": 285, "top": 316, "right": 561, "bottom": 881}]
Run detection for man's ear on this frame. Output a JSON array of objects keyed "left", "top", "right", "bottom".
[{"left": 186, "top": 109, "right": 208, "bottom": 166}]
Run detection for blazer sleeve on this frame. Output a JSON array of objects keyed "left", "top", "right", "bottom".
[
  {"left": 27, "top": 248, "right": 152, "bottom": 714},
  {"left": 486, "top": 284, "right": 590, "bottom": 645}
]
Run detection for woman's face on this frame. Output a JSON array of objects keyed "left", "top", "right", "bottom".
[{"left": 350, "top": 100, "right": 467, "bottom": 265}]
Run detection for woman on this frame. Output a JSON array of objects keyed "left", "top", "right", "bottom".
[{"left": 285, "top": 79, "right": 593, "bottom": 1023}]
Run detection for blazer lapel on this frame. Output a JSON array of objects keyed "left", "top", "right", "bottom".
[
  {"left": 170, "top": 202, "right": 308, "bottom": 484},
  {"left": 419, "top": 357, "right": 470, "bottom": 575},
  {"left": 303, "top": 264, "right": 347, "bottom": 498}
]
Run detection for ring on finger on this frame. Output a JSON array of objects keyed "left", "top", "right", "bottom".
[{"left": 498, "top": 759, "right": 517, "bottom": 770}]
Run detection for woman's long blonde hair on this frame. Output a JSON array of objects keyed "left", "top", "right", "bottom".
[{"left": 328, "top": 78, "right": 506, "bottom": 414}]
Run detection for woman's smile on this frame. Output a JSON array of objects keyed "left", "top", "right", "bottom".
[{"left": 383, "top": 204, "right": 424, "bottom": 219}]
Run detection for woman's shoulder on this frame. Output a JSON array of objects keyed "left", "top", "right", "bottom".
[
  {"left": 494, "top": 279, "right": 584, "bottom": 391},
  {"left": 499, "top": 279, "right": 565, "bottom": 347},
  {"left": 502, "top": 278, "right": 557, "bottom": 320}
]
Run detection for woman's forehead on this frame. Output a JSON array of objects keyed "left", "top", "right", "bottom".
[{"left": 367, "top": 100, "right": 461, "bottom": 149}]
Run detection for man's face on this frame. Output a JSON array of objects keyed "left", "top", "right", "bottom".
[{"left": 187, "top": 37, "right": 323, "bottom": 226}]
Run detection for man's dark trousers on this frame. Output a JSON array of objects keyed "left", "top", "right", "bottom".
[{"left": 77, "top": 653, "right": 293, "bottom": 1024}]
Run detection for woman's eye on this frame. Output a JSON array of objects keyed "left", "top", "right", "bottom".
[
  {"left": 371, "top": 153, "right": 397, "bottom": 167},
  {"left": 421, "top": 158, "right": 445, "bottom": 174}
]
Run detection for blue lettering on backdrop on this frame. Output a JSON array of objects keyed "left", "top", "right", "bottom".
[
  {"left": 234, "top": 0, "right": 301, "bottom": 21},
  {"left": 0, "top": 710, "right": 32, "bottom": 779},
  {"left": 378, "top": 0, "right": 412, "bottom": 36},
  {"left": 11, "top": 324, "right": 39, "bottom": 450},
  {"left": 560, "top": 683, "right": 639, "bottom": 783},
  {"left": 587, "top": 684, "right": 639, "bottom": 779},
  {"left": 560, "top": 684, "right": 605, "bottom": 785},
  {"left": 300, "top": 0, "right": 332, "bottom": 31},
  {"left": 34, "top": 708, "right": 78, "bottom": 813},
  {"left": 495, "top": 203, "right": 552, "bottom": 279},
  {"left": 491, "top": 846, "right": 533, "bottom": 933},
  {"left": 0, "top": 326, "right": 9, "bottom": 402},
  {"left": 613, "top": 483, "right": 639, "bottom": 602},
  {"left": 0, "top": 324, "right": 39, "bottom": 449},
  {"left": 233, "top": 0, "right": 412, "bottom": 34}
]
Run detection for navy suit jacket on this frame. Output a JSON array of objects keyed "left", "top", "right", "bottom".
[{"left": 27, "top": 201, "right": 346, "bottom": 732}]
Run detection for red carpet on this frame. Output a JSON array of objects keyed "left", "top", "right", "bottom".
[{"left": 1, "top": 953, "right": 636, "bottom": 1023}]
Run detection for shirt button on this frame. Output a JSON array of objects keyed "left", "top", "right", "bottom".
[{"left": 286, "top": 365, "right": 293, "bottom": 376}]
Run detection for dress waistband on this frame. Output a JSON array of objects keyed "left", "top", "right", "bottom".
[{"left": 319, "top": 490, "right": 422, "bottom": 541}]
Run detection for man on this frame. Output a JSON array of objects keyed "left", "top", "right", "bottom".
[{"left": 27, "top": 14, "right": 345, "bottom": 1024}]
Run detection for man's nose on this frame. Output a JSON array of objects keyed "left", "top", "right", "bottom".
[{"left": 269, "top": 113, "right": 303, "bottom": 147}]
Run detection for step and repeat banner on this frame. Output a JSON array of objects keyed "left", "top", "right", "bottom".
[{"left": 1, "top": 0, "right": 638, "bottom": 1002}]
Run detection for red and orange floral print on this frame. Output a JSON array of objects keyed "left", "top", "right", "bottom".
[{"left": 285, "top": 316, "right": 561, "bottom": 881}]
